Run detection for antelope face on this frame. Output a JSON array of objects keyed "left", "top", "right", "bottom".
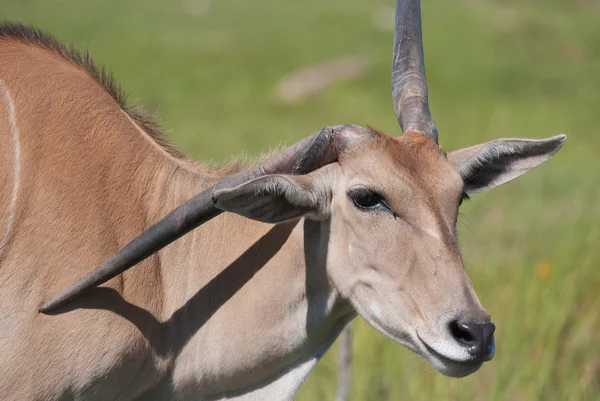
[{"left": 326, "top": 130, "right": 493, "bottom": 377}]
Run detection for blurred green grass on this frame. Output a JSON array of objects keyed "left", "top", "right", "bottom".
[{"left": 2, "top": 0, "right": 598, "bottom": 399}]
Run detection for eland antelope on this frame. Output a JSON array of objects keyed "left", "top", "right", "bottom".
[{"left": 0, "top": 0, "right": 565, "bottom": 400}]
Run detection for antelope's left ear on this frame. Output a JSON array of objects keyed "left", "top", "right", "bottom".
[
  {"left": 447, "top": 134, "right": 566, "bottom": 194},
  {"left": 212, "top": 174, "right": 329, "bottom": 223}
]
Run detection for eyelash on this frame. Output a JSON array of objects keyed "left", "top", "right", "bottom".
[{"left": 347, "top": 188, "right": 394, "bottom": 215}]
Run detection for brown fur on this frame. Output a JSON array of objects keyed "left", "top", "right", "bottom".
[
  {"left": 0, "top": 26, "right": 351, "bottom": 400},
  {"left": 0, "top": 22, "right": 183, "bottom": 159}
]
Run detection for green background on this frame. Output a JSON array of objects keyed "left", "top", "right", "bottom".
[{"left": 3, "top": 0, "right": 598, "bottom": 399}]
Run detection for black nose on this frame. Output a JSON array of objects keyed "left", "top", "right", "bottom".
[{"left": 449, "top": 321, "right": 496, "bottom": 361}]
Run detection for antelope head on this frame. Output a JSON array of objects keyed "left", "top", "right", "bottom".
[
  {"left": 211, "top": 0, "right": 566, "bottom": 377},
  {"left": 41, "top": 0, "right": 565, "bottom": 379}
]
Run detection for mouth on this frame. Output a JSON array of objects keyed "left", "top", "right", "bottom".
[{"left": 417, "top": 334, "right": 484, "bottom": 378}]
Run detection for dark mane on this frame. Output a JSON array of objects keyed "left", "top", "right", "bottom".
[{"left": 0, "top": 22, "right": 185, "bottom": 159}]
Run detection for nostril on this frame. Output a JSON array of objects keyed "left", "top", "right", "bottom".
[
  {"left": 448, "top": 320, "right": 496, "bottom": 361},
  {"left": 449, "top": 320, "right": 477, "bottom": 346}
]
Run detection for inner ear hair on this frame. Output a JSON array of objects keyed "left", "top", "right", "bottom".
[{"left": 448, "top": 135, "right": 566, "bottom": 194}]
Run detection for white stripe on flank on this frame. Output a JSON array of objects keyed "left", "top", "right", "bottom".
[{"left": 0, "top": 81, "right": 21, "bottom": 250}]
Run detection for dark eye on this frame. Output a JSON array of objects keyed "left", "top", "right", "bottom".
[
  {"left": 459, "top": 192, "right": 470, "bottom": 206},
  {"left": 348, "top": 188, "right": 387, "bottom": 211}
]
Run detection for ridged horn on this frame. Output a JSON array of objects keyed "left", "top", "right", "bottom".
[{"left": 392, "top": 0, "right": 438, "bottom": 141}]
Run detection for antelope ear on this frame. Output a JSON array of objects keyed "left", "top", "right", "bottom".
[
  {"left": 447, "top": 135, "right": 566, "bottom": 194},
  {"left": 212, "top": 174, "right": 327, "bottom": 223}
]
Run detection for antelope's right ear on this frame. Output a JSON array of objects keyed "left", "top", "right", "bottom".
[
  {"left": 212, "top": 174, "right": 329, "bottom": 223},
  {"left": 447, "top": 135, "right": 566, "bottom": 194}
]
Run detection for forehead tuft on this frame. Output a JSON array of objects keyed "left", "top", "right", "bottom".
[
  {"left": 398, "top": 131, "right": 444, "bottom": 156},
  {"left": 343, "top": 127, "right": 443, "bottom": 164}
]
